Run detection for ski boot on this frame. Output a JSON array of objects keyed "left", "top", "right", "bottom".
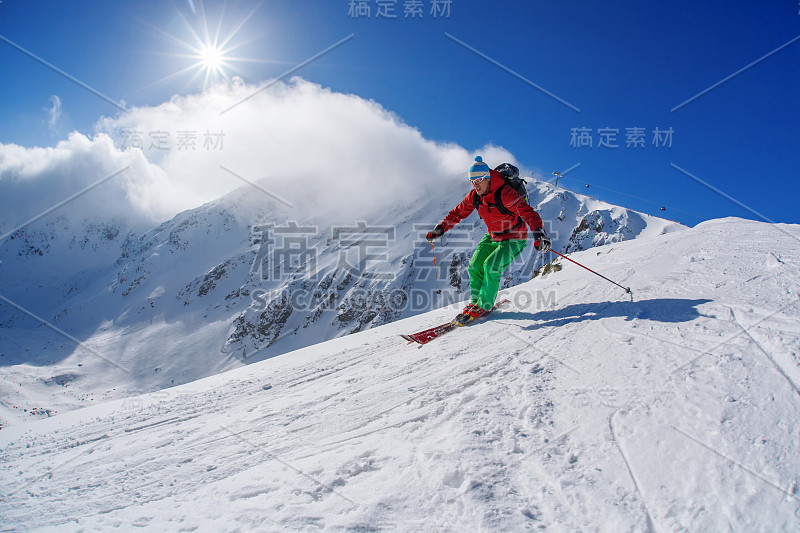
[{"left": 452, "top": 304, "right": 487, "bottom": 326}]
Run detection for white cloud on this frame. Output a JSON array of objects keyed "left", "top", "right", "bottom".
[
  {"left": 0, "top": 133, "right": 168, "bottom": 235},
  {"left": 1, "top": 77, "right": 517, "bottom": 233},
  {"left": 47, "top": 95, "right": 62, "bottom": 134}
]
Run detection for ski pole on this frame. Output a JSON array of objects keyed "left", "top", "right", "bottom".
[
  {"left": 430, "top": 243, "right": 442, "bottom": 294},
  {"left": 542, "top": 245, "right": 632, "bottom": 299},
  {"left": 431, "top": 243, "right": 442, "bottom": 294}
]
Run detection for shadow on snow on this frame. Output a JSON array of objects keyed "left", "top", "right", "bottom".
[{"left": 500, "top": 298, "right": 713, "bottom": 330}]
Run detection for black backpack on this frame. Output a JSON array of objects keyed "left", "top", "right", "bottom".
[{"left": 472, "top": 163, "right": 529, "bottom": 215}]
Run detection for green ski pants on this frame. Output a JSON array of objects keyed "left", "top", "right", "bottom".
[{"left": 468, "top": 233, "right": 527, "bottom": 311}]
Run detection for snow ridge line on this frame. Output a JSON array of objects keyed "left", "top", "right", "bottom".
[
  {"left": 670, "top": 299, "right": 798, "bottom": 376},
  {"left": 312, "top": 355, "right": 517, "bottom": 450},
  {"left": 670, "top": 425, "right": 800, "bottom": 504},
  {"left": 609, "top": 409, "right": 657, "bottom": 533},
  {"left": 8, "top": 442, "right": 105, "bottom": 492},
  {"left": 730, "top": 308, "right": 800, "bottom": 399},
  {"left": 283, "top": 353, "right": 374, "bottom": 390},
  {"left": 122, "top": 414, "right": 200, "bottom": 434},
  {"left": 219, "top": 424, "right": 359, "bottom": 506}
]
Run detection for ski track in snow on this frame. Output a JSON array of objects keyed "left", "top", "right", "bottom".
[
  {"left": 1, "top": 218, "right": 800, "bottom": 531},
  {"left": 608, "top": 410, "right": 656, "bottom": 533}
]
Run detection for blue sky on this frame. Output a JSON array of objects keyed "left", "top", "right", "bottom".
[{"left": 1, "top": 0, "right": 799, "bottom": 227}]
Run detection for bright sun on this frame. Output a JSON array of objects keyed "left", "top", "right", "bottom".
[
  {"left": 199, "top": 43, "right": 225, "bottom": 73},
  {"left": 156, "top": 1, "right": 267, "bottom": 90}
]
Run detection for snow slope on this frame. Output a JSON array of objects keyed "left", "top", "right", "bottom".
[
  {"left": 0, "top": 177, "right": 682, "bottom": 427},
  {"left": 1, "top": 217, "right": 798, "bottom": 531}
]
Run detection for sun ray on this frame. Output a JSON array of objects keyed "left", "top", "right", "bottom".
[
  {"left": 213, "top": 2, "right": 226, "bottom": 48},
  {"left": 196, "top": 0, "right": 211, "bottom": 47},
  {"left": 216, "top": 32, "right": 268, "bottom": 56},
  {"left": 137, "top": 62, "right": 205, "bottom": 93},
  {"left": 172, "top": 4, "right": 206, "bottom": 51},
  {"left": 222, "top": 57, "right": 294, "bottom": 65},
  {"left": 219, "top": 0, "right": 264, "bottom": 51},
  {"left": 137, "top": 0, "right": 266, "bottom": 92}
]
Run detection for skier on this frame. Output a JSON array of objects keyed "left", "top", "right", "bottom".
[{"left": 426, "top": 156, "right": 551, "bottom": 326}]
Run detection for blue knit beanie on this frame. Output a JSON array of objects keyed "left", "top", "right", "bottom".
[{"left": 468, "top": 156, "right": 490, "bottom": 180}]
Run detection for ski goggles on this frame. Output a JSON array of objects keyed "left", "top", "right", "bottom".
[{"left": 470, "top": 174, "right": 490, "bottom": 184}]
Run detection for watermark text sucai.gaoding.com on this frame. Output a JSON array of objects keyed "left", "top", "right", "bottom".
[
  {"left": 570, "top": 126, "right": 673, "bottom": 149},
  {"left": 249, "top": 221, "right": 532, "bottom": 286},
  {"left": 250, "top": 286, "right": 557, "bottom": 314},
  {"left": 119, "top": 129, "right": 225, "bottom": 151},
  {"left": 247, "top": 220, "right": 557, "bottom": 314},
  {"left": 348, "top": 0, "right": 452, "bottom": 20}
]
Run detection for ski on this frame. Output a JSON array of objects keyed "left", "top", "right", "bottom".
[
  {"left": 400, "top": 299, "right": 510, "bottom": 346},
  {"left": 400, "top": 322, "right": 456, "bottom": 345}
]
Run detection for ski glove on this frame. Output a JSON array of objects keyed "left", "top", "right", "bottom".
[
  {"left": 426, "top": 224, "right": 444, "bottom": 244},
  {"left": 533, "top": 228, "right": 551, "bottom": 253}
]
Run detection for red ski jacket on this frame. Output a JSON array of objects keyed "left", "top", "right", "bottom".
[{"left": 439, "top": 170, "right": 544, "bottom": 242}]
